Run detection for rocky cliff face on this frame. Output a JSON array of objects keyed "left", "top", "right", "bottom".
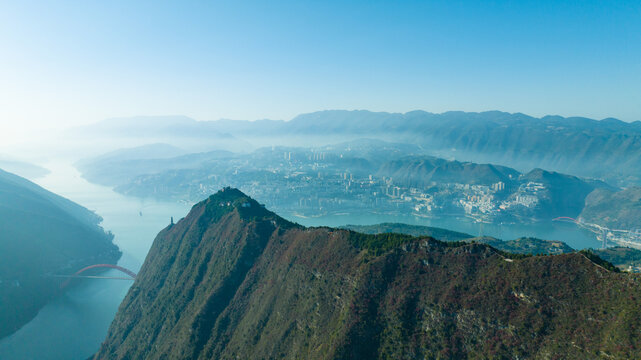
[{"left": 96, "top": 188, "right": 641, "bottom": 359}]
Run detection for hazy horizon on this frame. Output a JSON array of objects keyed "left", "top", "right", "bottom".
[
  {"left": 2, "top": 0, "right": 640, "bottom": 145},
  {"left": 2, "top": 107, "right": 639, "bottom": 149},
  {"left": 4, "top": 2, "right": 641, "bottom": 359}
]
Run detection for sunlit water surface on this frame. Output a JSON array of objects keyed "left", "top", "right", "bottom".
[{"left": 0, "top": 163, "right": 599, "bottom": 359}]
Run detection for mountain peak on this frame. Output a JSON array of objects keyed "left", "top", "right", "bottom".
[
  {"left": 209, "top": 186, "right": 250, "bottom": 202},
  {"left": 195, "top": 187, "right": 293, "bottom": 228},
  {"left": 95, "top": 188, "right": 641, "bottom": 359}
]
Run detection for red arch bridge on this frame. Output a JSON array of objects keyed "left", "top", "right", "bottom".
[
  {"left": 552, "top": 217, "right": 579, "bottom": 223},
  {"left": 55, "top": 264, "right": 137, "bottom": 289}
]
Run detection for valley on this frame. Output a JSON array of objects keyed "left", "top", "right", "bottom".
[
  {"left": 0, "top": 168, "right": 120, "bottom": 340},
  {"left": 0, "top": 160, "right": 611, "bottom": 359},
  {"left": 2, "top": 3, "right": 640, "bottom": 358},
  {"left": 0, "top": 163, "right": 190, "bottom": 360},
  {"left": 78, "top": 140, "right": 611, "bottom": 227}
]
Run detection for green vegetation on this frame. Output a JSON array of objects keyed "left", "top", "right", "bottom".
[
  {"left": 519, "top": 168, "right": 608, "bottom": 218},
  {"left": 579, "top": 250, "right": 620, "bottom": 272},
  {"left": 580, "top": 187, "right": 641, "bottom": 229},
  {"left": 593, "top": 246, "right": 641, "bottom": 272},
  {"left": 95, "top": 189, "right": 641, "bottom": 360},
  {"left": 342, "top": 223, "right": 472, "bottom": 241},
  {"left": 0, "top": 169, "right": 120, "bottom": 339},
  {"left": 344, "top": 223, "right": 575, "bottom": 256},
  {"left": 346, "top": 231, "right": 418, "bottom": 255},
  {"left": 475, "top": 236, "right": 575, "bottom": 255}
]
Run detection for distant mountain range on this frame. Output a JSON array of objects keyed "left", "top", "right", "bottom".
[
  {"left": 94, "top": 189, "right": 641, "bottom": 359},
  {"left": 71, "top": 110, "right": 641, "bottom": 185},
  {"left": 0, "top": 169, "right": 120, "bottom": 339},
  {"left": 313, "top": 110, "right": 641, "bottom": 186}
]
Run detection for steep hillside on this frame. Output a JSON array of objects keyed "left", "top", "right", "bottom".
[
  {"left": 96, "top": 189, "right": 641, "bottom": 359},
  {"left": 520, "top": 168, "right": 608, "bottom": 218},
  {"left": 580, "top": 187, "right": 641, "bottom": 230},
  {"left": 594, "top": 246, "right": 641, "bottom": 272},
  {"left": 0, "top": 169, "right": 120, "bottom": 339},
  {"left": 377, "top": 156, "right": 519, "bottom": 187}
]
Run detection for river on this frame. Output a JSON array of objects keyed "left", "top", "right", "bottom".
[
  {"left": 0, "top": 163, "right": 600, "bottom": 359},
  {"left": 0, "top": 163, "right": 191, "bottom": 360}
]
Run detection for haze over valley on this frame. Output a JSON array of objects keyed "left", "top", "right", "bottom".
[
  {"left": 4, "top": 108, "right": 641, "bottom": 359},
  {"left": 2, "top": 1, "right": 641, "bottom": 359}
]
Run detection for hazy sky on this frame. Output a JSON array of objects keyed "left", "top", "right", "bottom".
[{"left": 1, "top": 0, "right": 640, "bottom": 144}]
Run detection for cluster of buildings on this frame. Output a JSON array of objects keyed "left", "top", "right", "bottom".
[
  {"left": 498, "top": 182, "right": 545, "bottom": 211},
  {"left": 130, "top": 149, "right": 550, "bottom": 223},
  {"left": 223, "top": 166, "right": 546, "bottom": 222}
]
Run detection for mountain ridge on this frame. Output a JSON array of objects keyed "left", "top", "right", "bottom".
[
  {"left": 75, "top": 110, "right": 641, "bottom": 186},
  {"left": 95, "top": 188, "right": 641, "bottom": 359}
]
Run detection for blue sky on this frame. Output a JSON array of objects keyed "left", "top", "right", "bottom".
[{"left": 0, "top": 0, "right": 639, "bottom": 141}]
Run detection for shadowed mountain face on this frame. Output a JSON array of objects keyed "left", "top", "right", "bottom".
[
  {"left": 0, "top": 169, "right": 120, "bottom": 339},
  {"left": 96, "top": 189, "right": 641, "bottom": 359}
]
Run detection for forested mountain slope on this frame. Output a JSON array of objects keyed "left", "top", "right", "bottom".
[{"left": 96, "top": 189, "right": 641, "bottom": 359}]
